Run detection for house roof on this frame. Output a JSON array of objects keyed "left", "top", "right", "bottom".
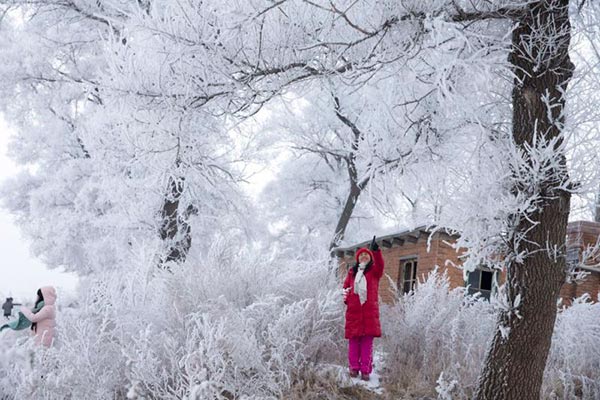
[
  {"left": 333, "top": 225, "right": 459, "bottom": 258},
  {"left": 334, "top": 222, "right": 600, "bottom": 276}
]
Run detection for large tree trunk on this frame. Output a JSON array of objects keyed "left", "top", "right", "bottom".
[{"left": 475, "top": 1, "right": 574, "bottom": 399}]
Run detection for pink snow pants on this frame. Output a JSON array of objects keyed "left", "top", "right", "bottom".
[{"left": 348, "top": 336, "right": 374, "bottom": 374}]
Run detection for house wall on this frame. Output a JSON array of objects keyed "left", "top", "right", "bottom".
[
  {"left": 559, "top": 282, "right": 577, "bottom": 307},
  {"left": 575, "top": 273, "right": 600, "bottom": 300},
  {"left": 338, "top": 232, "right": 464, "bottom": 304},
  {"left": 564, "top": 221, "right": 600, "bottom": 303},
  {"left": 338, "top": 221, "right": 600, "bottom": 305}
]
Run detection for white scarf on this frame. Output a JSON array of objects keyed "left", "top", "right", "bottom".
[{"left": 354, "top": 263, "right": 368, "bottom": 305}]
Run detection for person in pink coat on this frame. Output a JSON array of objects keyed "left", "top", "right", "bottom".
[
  {"left": 19, "top": 286, "right": 57, "bottom": 347},
  {"left": 342, "top": 236, "right": 384, "bottom": 381}
]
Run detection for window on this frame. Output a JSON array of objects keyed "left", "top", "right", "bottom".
[
  {"left": 566, "top": 246, "right": 580, "bottom": 267},
  {"left": 467, "top": 268, "right": 496, "bottom": 300},
  {"left": 400, "top": 259, "right": 418, "bottom": 294}
]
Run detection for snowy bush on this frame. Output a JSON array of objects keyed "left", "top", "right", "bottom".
[
  {"left": 542, "top": 295, "right": 600, "bottom": 399},
  {"left": 3, "top": 254, "right": 600, "bottom": 399},
  {"left": 379, "top": 270, "right": 495, "bottom": 398},
  {"left": 0, "top": 334, "right": 29, "bottom": 400},
  {"left": 380, "top": 270, "right": 600, "bottom": 399},
  {"left": 0, "top": 238, "right": 346, "bottom": 400}
]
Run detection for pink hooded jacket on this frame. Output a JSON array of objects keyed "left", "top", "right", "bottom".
[{"left": 19, "top": 286, "right": 57, "bottom": 347}]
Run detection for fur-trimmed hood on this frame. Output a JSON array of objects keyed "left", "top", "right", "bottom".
[{"left": 39, "top": 286, "right": 57, "bottom": 306}]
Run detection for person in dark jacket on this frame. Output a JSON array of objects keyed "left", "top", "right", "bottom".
[
  {"left": 2, "top": 297, "right": 21, "bottom": 319},
  {"left": 342, "top": 236, "right": 384, "bottom": 381}
]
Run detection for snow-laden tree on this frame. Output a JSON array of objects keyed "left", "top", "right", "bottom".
[
  {"left": 255, "top": 78, "right": 439, "bottom": 254},
  {"left": 258, "top": 139, "right": 384, "bottom": 256},
  {"left": 380, "top": 1, "right": 599, "bottom": 398},
  {"left": 0, "top": 2, "right": 128, "bottom": 274},
  {"left": 245, "top": 1, "right": 514, "bottom": 256},
  {"left": 0, "top": 1, "right": 258, "bottom": 274},
  {"left": 247, "top": 1, "right": 596, "bottom": 398},
  {"left": 418, "top": 2, "right": 592, "bottom": 398},
  {"left": 473, "top": 2, "right": 573, "bottom": 397},
  {"left": 1, "top": 1, "right": 599, "bottom": 399}
]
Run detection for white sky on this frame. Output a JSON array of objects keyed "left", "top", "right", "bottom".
[{"left": 0, "top": 115, "right": 78, "bottom": 302}]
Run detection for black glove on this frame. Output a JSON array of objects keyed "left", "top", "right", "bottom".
[{"left": 369, "top": 235, "right": 379, "bottom": 252}]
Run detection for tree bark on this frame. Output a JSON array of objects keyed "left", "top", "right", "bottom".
[
  {"left": 328, "top": 97, "right": 369, "bottom": 253},
  {"left": 594, "top": 187, "right": 600, "bottom": 222},
  {"left": 328, "top": 168, "right": 369, "bottom": 253},
  {"left": 475, "top": 1, "right": 574, "bottom": 399},
  {"left": 158, "top": 174, "right": 195, "bottom": 268}
]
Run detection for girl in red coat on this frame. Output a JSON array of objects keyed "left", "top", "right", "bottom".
[{"left": 343, "top": 236, "right": 384, "bottom": 381}]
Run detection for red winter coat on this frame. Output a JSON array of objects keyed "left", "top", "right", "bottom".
[{"left": 343, "top": 248, "right": 384, "bottom": 339}]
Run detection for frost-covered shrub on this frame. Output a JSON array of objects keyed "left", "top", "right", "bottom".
[
  {"left": 0, "top": 335, "right": 30, "bottom": 400},
  {"left": 0, "top": 239, "right": 346, "bottom": 400},
  {"left": 542, "top": 295, "right": 600, "bottom": 399},
  {"left": 0, "top": 294, "right": 130, "bottom": 399},
  {"left": 379, "top": 270, "right": 495, "bottom": 398},
  {"left": 380, "top": 270, "right": 600, "bottom": 399},
  {"left": 4, "top": 249, "right": 599, "bottom": 399}
]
